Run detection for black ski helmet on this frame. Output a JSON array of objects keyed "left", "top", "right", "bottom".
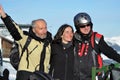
[{"left": 74, "top": 12, "right": 93, "bottom": 31}]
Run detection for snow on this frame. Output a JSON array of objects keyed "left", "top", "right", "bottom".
[
  {"left": 105, "top": 36, "right": 120, "bottom": 46},
  {"left": 0, "top": 58, "right": 16, "bottom": 80}
]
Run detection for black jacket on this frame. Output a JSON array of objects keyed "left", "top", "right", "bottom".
[
  {"left": 73, "top": 32, "right": 120, "bottom": 80},
  {"left": 49, "top": 40, "right": 74, "bottom": 80}
]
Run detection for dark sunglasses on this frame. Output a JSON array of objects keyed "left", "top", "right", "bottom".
[{"left": 79, "top": 24, "right": 91, "bottom": 28}]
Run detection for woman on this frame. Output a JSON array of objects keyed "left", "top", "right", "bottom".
[{"left": 49, "top": 24, "right": 74, "bottom": 80}]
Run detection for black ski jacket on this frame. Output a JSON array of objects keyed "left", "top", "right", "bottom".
[
  {"left": 49, "top": 40, "right": 74, "bottom": 80},
  {"left": 73, "top": 32, "right": 120, "bottom": 80}
]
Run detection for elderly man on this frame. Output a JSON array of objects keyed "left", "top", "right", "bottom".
[{"left": 0, "top": 5, "right": 52, "bottom": 80}]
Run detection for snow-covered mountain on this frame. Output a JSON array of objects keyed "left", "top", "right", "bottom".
[
  {"left": 105, "top": 36, "right": 120, "bottom": 52},
  {"left": 101, "top": 36, "right": 120, "bottom": 64}
]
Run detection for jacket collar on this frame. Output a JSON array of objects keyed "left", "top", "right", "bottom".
[{"left": 28, "top": 27, "right": 52, "bottom": 43}]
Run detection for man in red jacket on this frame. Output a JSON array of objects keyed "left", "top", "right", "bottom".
[{"left": 73, "top": 12, "right": 120, "bottom": 80}]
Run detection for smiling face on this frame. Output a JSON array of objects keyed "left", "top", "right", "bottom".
[
  {"left": 61, "top": 27, "right": 74, "bottom": 44},
  {"left": 32, "top": 20, "right": 47, "bottom": 39},
  {"left": 79, "top": 24, "right": 91, "bottom": 35}
]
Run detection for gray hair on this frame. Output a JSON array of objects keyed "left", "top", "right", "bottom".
[{"left": 31, "top": 19, "right": 47, "bottom": 27}]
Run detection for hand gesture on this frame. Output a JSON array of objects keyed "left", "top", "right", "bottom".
[{"left": 0, "top": 5, "right": 6, "bottom": 18}]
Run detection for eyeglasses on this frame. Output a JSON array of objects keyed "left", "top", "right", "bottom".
[{"left": 79, "top": 24, "right": 91, "bottom": 28}]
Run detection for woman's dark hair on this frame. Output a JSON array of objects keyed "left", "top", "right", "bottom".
[{"left": 53, "top": 24, "right": 74, "bottom": 42}]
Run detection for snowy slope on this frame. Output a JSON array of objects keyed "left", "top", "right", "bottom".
[
  {"left": 105, "top": 36, "right": 120, "bottom": 46},
  {"left": 105, "top": 36, "right": 120, "bottom": 52},
  {"left": 101, "top": 36, "right": 120, "bottom": 64}
]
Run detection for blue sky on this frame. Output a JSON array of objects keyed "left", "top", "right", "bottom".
[{"left": 0, "top": 0, "right": 120, "bottom": 37}]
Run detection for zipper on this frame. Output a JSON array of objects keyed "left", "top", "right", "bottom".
[{"left": 65, "top": 52, "right": 68, "bottom": 80}]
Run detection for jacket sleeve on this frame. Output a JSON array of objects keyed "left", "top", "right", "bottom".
[
  {"left": 99, "top": 36, "right": 120, "bottom": 63},
  {"left": 1, "top": 14, "right": 22, "bottom": 41}
]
